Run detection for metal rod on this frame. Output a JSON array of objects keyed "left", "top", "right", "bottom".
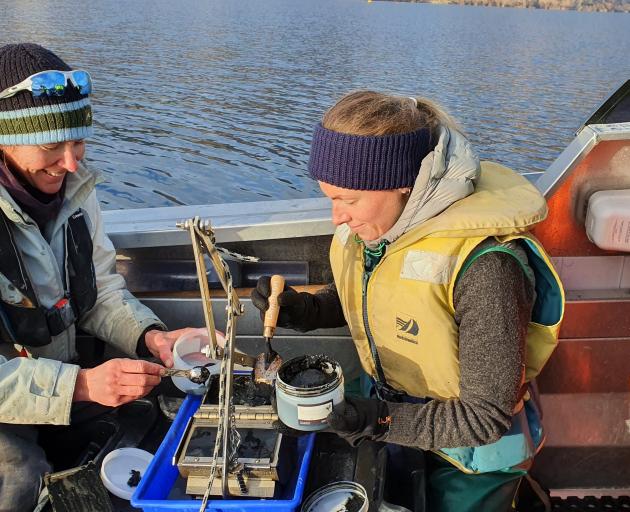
[
  {"left": 195, "top": 224, "right": 242, "bottom": 315},
  {"left": 221, "top": 315, "right": 236, "bottom": 498},
  {"left": 188, "top": 217, "right": 220, "bottom": 359}
]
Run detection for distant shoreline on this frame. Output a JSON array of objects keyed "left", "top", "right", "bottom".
[{"left": 377, "top": 0, "right": 630, "bottom": 13}]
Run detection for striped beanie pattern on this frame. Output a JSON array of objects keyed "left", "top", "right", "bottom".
[{"left": 0, "top": 43, "right": 93, "bottom": 145}]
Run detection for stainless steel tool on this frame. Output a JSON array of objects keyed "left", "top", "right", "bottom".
[{"left": 162, "top": 365, "right": 212, "bottom": 384}]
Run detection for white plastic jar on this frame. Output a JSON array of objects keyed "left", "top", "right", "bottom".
[{"left": 171, "top": 328, "right": 222, "bottom": 394}]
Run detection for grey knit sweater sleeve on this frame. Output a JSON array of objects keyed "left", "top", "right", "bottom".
[{"left": 384, "top": 251, "right": 535, "bottom": 449}]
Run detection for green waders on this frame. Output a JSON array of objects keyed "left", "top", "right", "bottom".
[{"left": 426, "top": 451, "right": 524, "bottom": 512}]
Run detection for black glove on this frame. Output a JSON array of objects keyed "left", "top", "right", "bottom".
[
  {"left": 327, "top": 396, "right": 391, "bottom": 447},
  {"left": 250, "top": 276, "right": 319, "bottom": 331}
]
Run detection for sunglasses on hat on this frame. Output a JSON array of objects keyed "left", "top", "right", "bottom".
[{"left": 0, "top": 69, "right": 92, "bottom": 100}]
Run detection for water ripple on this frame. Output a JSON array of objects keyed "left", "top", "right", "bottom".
[{"left": 2, "top": 0, "right": 629, "bottom": 209}]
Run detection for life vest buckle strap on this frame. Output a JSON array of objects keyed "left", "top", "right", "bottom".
[
  {"left": 374, "top": 381, "right": 408, "bottom": 402},
  {"left": 46, "top": 296, "right": 77, "bottom": 336}
]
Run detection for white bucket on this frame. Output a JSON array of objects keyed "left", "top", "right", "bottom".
[
  {"left": 301, "top": 481, "right": 368, "bottom": 512},
  {"left": 275, "top": 354, "right": 344, "bottom": 432}
]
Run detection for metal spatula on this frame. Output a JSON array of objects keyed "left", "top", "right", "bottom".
[
  {"left": 163, "top": 365, "right": 212, "bottom": 384},
  {"left": 253, "top": 274, "right": 285, "bottom": 385}
]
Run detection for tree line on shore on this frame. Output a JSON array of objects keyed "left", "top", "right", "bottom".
[{"left": 382, "top": 0, "right": 629, "bottom": 12}]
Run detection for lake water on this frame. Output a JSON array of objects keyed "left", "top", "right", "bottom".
[{"left": 2, "top": 0, "right": 629, "bottom": 210}]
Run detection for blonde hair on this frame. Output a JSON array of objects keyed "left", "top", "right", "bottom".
[{"left": 321, "top": 90, "right": 460, "bottom": 144}]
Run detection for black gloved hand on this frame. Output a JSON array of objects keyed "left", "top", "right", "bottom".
[
  {"left": 327, "top": 396, "right": 391, "bottom": 447},
  {"left": 250, "top": 276, "right": 319, "bottom": 331}
]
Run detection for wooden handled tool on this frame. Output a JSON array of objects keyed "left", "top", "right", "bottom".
[
  {"left": 254, "top": 274, "right": 285, "bottom": 385},
  {"left": 263, "top": 274, "right": 285, "bottom": 341}
]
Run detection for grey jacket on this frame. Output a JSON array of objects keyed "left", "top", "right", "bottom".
[{"left": 0, "top": 162, "right": 164, "bottom": 425}]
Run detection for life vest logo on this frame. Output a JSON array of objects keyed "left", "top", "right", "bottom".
[{"left": 396, "top": 314, "right": 419, "bottom": 344}]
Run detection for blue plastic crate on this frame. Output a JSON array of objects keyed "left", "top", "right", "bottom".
[{"left": 131, "top": 395, "right": 315, "bottom": 512}]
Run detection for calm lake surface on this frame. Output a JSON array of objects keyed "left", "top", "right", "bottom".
[{"left": 2, "top": 0, "right": 629, "bottom": 209}]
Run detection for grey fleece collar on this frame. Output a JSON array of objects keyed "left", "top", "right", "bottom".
[{"left": 364, "top": 126, "right": 480, "bottom": 249}]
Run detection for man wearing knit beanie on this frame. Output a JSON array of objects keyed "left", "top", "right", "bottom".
[{"left": 0, "top": 44, "right": 196, "bottom": 509}]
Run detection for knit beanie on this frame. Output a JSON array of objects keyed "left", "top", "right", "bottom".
[
  {"left": 0, "top": 43, "right": 93, "bottom": 145},
  {"left": 308, "top": 123, "right": 432, "bottom": 191}
]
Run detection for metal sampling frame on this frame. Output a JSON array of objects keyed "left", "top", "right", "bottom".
[{"left": 175, "top": 217, "right": 283, "bottom": 510}]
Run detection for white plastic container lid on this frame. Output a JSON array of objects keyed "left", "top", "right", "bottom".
[
  {"left": 100, "top": 447, "right": 153, "bottom": 500},
  {"left": 301, "top": 481, "right": 368, "bottom": 512},
  {"left": 585, "top": 189, "right": 630, "bottom": 252}
]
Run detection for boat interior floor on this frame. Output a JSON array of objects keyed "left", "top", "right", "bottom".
[
  {"left": 37, "top": 387, "right": 630, "bottom": 512},
  {"left": 38, "top": 394, "right": 172, "bottom": 512},
  {"left": 38, "top": 338, "right": 629, "bottom": 511}
]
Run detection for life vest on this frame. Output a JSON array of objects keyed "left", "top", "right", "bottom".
[
  {"left": 0, "top": 209, "right": 97, "bottom": 347},
  {"left": 330, "top": 162, "right": 565, "bottom": 472}
]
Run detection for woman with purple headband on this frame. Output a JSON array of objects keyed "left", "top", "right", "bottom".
[{"left": 252, "top": 90, "right": 564, "bottom": 511}]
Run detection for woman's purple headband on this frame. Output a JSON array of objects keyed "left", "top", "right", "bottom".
[{"left": 308, "top": 123, "right": 432, "bottom": 191}]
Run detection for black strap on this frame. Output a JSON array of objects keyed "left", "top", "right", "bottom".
[
  {"left": 369, "top": 333, "right": 388, "bottom": 384},
  {"left": 0, "top": 302, "right": 17, "bottom": 344},
  {"left": 66, "top": 210, "right": 97, "bottom": 316},
  {"left": 361, "top": 271, "right": 388, "bottom": 386},
  {"left": 0, "top": 211, "right": 38, "bottom": 305}
]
